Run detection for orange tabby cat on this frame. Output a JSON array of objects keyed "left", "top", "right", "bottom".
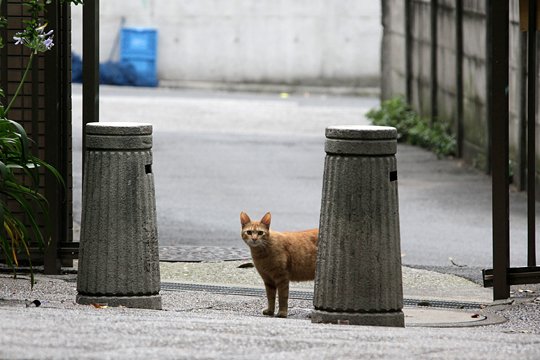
[{"left": 240, "top": 211, "right": 318, "bottom": 318}]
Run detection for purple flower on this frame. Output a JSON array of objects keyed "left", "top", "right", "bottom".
[
  {"left": 37, "top": 27, "right": 54, "bottom": 51},
  {"left": 12, "top": 25, "right": 55, "bottom": 52},
  {"left": 43, "top": 37, "right": 54, "bottom": 50}
]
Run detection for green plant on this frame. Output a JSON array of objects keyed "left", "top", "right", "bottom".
[
  {"left": 0, "top": 0, "right": 81, "bottom": 286},
  {"left": 366, "top": 96, "right": 457, "bottom": 157}
]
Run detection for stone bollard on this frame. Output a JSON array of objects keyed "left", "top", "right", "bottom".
[
  {"left": 312, "top": 125, "right": 404, "bottom": 327},
  {"left": 76, "top": 122, "right": 161, "bottom": 310}
]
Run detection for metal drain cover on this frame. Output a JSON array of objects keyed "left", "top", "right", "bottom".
[{"left": 161, "top": 282, "right": 484, "bottom": 310}]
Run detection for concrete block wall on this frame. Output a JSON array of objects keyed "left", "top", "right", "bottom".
[
  {"left": 508, "top": 1, "right": 525, "bottom": 187},
  {"left": 381, "top": 0, "right": 407, "bottom": 100},
  {"left": 381, "top": 0, "right": 536, "bottom": 181},
  {"left": 461, "top": 1, "right": 488, "bottom": 169},
  {"left": 71, "top": 1, "right": 381, "bottom": 89},
  {"left": 410, "top": 0, "right": 433, "bottom": 117},
  {"left": 436, "top": 0, "right": 458, "bottom": 129}
]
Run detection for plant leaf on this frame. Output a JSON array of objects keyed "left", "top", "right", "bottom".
[{"left": 6, "top": 120, "right": 30, "bottom": 161}]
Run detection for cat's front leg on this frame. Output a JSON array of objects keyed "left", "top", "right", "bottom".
[
  {"left": 276, "top": 281, "right": 289, "bottom": 318},
  {"left": 263, "top": 282, "right": 276, "bottom": 316}
]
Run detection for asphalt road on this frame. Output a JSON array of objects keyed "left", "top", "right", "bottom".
[
  {"left": 71, "top": 85, "right": 540, "bottom": 273},
  {"left": 72, "top": 85, "right": 376, "bottom": 246}
]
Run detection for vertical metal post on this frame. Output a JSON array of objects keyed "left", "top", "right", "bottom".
[
  {"left": 489, "top": 0, "right": 510, "bottom": 300},
  {"left": 519, "top": 31, "right": 528, "bottom": 191},
  {"left": 430, "top": 0, "right": 439, "bottom": 124},
  {"left": 44, "top": 1, "right": 73, "bottom": 273},
  {"left": 0, "top": 0, "right": 7, "bottom": 101},
  {"left": 44, "top": 2, "right": 61, "bottom": 274},
  {"left": 82, "top": 0, "right": 100, "bottom": 169},
  {"left": 456, "top": 0, "right": 464, "bottom": 157},
  {"left": 485, "top": 0, "right": 493, "bottom": 174},
  {"left": 527, "top": 0, "right": 537, "bottom": 267},
  {"left": 59, "top": 0, "right": 73, "bottom": 266},
  {"left": 405, "top": 0, "right": 413, "bottom": 104}
]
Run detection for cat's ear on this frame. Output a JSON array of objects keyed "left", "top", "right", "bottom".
[
  {"left": 240, "top": 212, "right": 251, "bottom": 227},
  {"left": 260, "top": 212, "right": 271, "bottom": 228}
]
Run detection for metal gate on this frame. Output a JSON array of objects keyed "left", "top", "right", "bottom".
[
  {"left": 482, "top": 0, "right": 540, "bottom": 300},
  {"left": 399, "top": 0, "right": 540, "bottom": 300},
  {"left": 0, "top": 0, "right": 75, "bottom": 274}
]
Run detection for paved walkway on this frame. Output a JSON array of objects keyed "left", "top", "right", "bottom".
[{"left": 159, "top": 245, "right": 250, "bottom": 262}]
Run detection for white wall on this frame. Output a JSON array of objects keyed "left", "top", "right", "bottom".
[{"left": 71, "top": 1, "right": 381, "bottom": 88}]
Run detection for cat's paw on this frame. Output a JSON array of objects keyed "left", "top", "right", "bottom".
[
  {"left": 276, "top": 311, "right": 288, "bottom": 318},
  {"left": 262, "top": 309, "right": 274, "bottom": 316}
]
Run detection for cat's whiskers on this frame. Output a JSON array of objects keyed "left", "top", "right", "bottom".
[{"left": 251, "top": 239, "right": 268, "bottom": 249}]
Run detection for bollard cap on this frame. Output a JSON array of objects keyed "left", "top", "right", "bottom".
[
  {"left": 86, "top": 122, "right": 152, "bottom": 136},
  {"left": 86, "top": 122, "right": 153, "bottom": 150},
  {"left": 325, "top": 125, "right": 397, "bottom": 156},
  {"left": 326, "top": 125, "right": 397, "bottom": 140}
]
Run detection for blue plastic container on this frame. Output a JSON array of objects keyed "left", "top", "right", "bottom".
[{"left": 120, "top": 28, "right": 158, "bottom": 87}]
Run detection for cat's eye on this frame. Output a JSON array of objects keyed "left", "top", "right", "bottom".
[
  {"left": 257, "top": 231, "right": 264, "bottom": 236},
  {"left": 246, "top": 230, "right": 252, "bottom": 235}
]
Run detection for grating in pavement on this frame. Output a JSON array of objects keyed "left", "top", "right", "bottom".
[{"left": 161, "top": 282, "right": 484, "bottom": 310}]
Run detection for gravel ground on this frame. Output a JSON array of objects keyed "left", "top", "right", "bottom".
[
  {"left": 1, "top": 264, "right": 539, "bottom": 338},
  {"left": 479, "top": 299, "right": 540, "bottom": 335},
  {"left": 2, "top": 272, "right": 540, "bottom": 359},
  {"left": 0, "top": 270, "right": 520, "bottom": 330}
]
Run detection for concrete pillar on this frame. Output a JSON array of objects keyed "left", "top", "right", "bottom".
[
  {"left": 312, "top": 125, "right": 404, "bottom": 327},
  {"left": 76, "top": 122, "right": 161, "bottom": 310}
]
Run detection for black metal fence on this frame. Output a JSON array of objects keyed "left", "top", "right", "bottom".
[
  {"left": 482, "top": 0, "right": 540, "bottom": 300},
  {"left": 0, "top": 0, "right": 100, "bottom": 274},
  {"left": 0, "top": 0, "right": 75, "bottom": 273},
  {"left": 384, "top": 0, "right": 540, "bottom": 300}
]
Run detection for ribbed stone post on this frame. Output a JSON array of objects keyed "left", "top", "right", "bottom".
[
  {"left": 312, "top": 125, "right": 404, "bottom": 327},
  {"left": 76, "top": 122, "right": 161, "bottom": 310}
]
